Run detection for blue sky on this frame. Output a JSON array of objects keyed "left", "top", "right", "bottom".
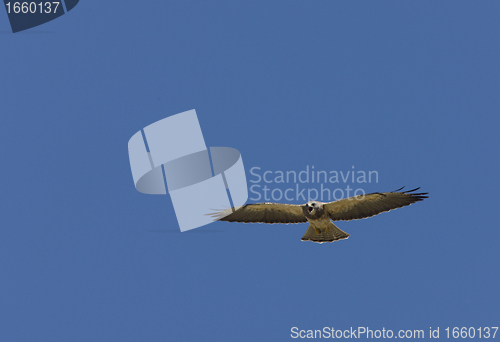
[{"left": 1, "top": 1, "right": 499, "bottom": 341}]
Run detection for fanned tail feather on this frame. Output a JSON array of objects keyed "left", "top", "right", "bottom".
[{"left": 301, "top": 222, "right": 350, "bottom": 244}]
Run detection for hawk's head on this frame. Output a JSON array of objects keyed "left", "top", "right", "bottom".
[{"left": 304, "top": 201, "right": 321, "bottom": 215}]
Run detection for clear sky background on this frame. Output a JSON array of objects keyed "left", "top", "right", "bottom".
[{"left": 1, "top": 1, "right": 499, "bottom": 341}]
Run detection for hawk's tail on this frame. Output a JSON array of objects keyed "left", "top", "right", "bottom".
[{"left": 301, "top": 222, "right": 350, "bottom": 244}]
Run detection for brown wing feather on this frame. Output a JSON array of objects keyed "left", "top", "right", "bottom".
[
  {"left": 325, "top": 187, "right": 428, "bottom": 221},
  {"left": 210, "top": 203, "right": 307, "bottom": 224}
]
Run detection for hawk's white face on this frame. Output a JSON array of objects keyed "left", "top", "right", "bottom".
[{"left": 305, "top": 201, "right": 319, "bottom": 214}]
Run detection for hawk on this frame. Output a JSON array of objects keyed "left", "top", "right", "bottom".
[{"left": 211, "top": 187, "right": 428, "bottom": 243}]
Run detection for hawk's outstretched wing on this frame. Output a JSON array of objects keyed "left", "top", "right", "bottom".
[
  {"left": 210, "top": 203, "right": 307, "bottom": 224},
  {"left": 325, "top": 187, "right": 428, "bottom": 221}
]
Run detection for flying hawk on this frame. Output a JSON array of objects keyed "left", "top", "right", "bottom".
[{"left": 211, "top": 187, "right": 428, "bottom": 243}]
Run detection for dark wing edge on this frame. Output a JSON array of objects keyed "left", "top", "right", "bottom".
[
  {"left": 325, "top": 186, "right": 429, "bottom": 221},
  {"left": 208, "top": 202, "right": 307, "bottom": 224}
]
